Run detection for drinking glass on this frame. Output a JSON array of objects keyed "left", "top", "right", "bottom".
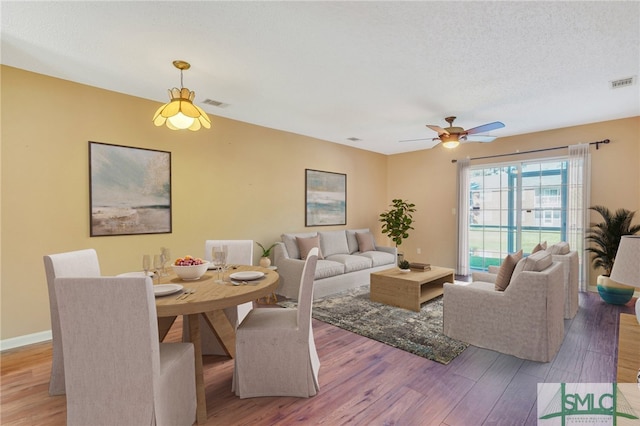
[
  {"left": 160, "top": 247, "right": 171, "bottom": 276},
  {"left": 153, "top": 254, "right": 163, "bottom": 284},
  {"left": 142, "top": 254, "right": 151, "bottom": 277},
  {"left": 212, "top": 246, "right": 227, "bottom": 284}
]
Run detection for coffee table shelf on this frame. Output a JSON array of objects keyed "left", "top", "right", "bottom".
[{"left": 370, "top": 266, "right": 455, "bottom": 312}]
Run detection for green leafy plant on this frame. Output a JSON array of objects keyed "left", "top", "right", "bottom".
[
  {"left": 379, "top": 199, "right": 416, "bottom": 247},
  {"left": 585, "top": 205, "right": 640, "bottom": 276},
  {"left": 398, "top": 260, "right": 410, "bottom": 270},
  {"left": 256, "top": 242, "right": 277, "bottom": 257}
]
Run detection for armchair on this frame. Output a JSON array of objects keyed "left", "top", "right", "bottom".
[
  {"left": 444, "top": 254, "right": 564, "bottom": 362},
  {"left": 480, "top": 250, "right": 578, "bottom": 319}
]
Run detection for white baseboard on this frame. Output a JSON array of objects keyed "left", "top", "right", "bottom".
[{"left": 1, "top": 330, "right": 52, "bottom": 352}]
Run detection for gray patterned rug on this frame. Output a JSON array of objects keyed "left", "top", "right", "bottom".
[{"left": 279, "top": 285, "right": 468, "bottom": 364}]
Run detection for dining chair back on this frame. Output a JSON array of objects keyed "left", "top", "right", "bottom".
[
  {"left": 55, "top": 276, "right": 195, "bottom": 426},
  {"left": 43, "top": 248, "right": 101, "bottom": 395},
  {"left": 232, "top": 247, "right": 320, "bottom": 398},
  {"left": 182, "top": 239, "right": 254, "bottom": 355}
]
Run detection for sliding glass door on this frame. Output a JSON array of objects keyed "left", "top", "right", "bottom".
[{"left": 468, "top": 158, "right": 568, "bottom": 271}]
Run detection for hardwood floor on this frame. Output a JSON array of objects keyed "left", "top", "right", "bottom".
[{"left": 1, "top": 291, "right": 634, "bottom": 425}]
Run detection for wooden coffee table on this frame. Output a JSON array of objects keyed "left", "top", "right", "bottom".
[{"left": 370, "top": 266, "right": 455, "bottom": 312}]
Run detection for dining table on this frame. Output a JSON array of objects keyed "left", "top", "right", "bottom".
[{"left": 153, "top": 265, "right": 279, "bottom": 425}]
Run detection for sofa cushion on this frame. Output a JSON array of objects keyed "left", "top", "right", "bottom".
[
  {"left": 346, "top": 228, "right": 370, "bottom": 254},
  {"left": 355, "top": 231, "right": 376, "bottom": 252},
  {"left": 511, "top": 250, "right": 553, "bottom": 284},
  {"left": 532, "top": 241, "right": 547, "bottom": 253},
  {"left": 314, "top": 259, "right": 345, "bottom": 279},
  {"left": 549, "top": 241, "right": 570, "bottom": 255},
  {"left": 325, "top": 254, "right": 372, "bottom": 273},
  {"left": 495, "top": 250, "right": 523, "bottom": 291},
  {"left": 319, "top": 230, "right": 349, "bottom": 257},
  {"left": 355, "top": 250, "right": 395, "bottom": 267},
  {"left": 296, "top": 236, "right": 324, "bottom": 260},
  {"left": 282, "top": 232, "right": 316, "bottom": 260}
]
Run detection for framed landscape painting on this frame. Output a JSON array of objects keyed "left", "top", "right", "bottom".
[
  {"left": 305, "top": 169, "right": 346, "bottom": 226},
  {"left": 89, "top": 141, "right": 172, "bottom": 236}
]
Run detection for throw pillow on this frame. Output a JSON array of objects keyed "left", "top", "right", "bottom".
[
  {"left": 296, "top": 236, "right": 323, "bottom": 260},
  {"left": 510, "top": 250, "right": 554, "bottom": 285},
  {"left": 355, "top": 231, "right": 376, "bottom": 252},
  {"left": 532, "top": 241, "right": 547, "bottom": 253},
  {"left": 346, "top": 229, "right": 370, "bottom": 254},
  {"left": 549, "top": 241, "right": 570, "bottom": 255},
  {"left": 495, "top": 250, "right": 523, "bottom": 291}
]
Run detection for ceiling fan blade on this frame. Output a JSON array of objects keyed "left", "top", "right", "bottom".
[
  {"left": 465, "top": 135, "right": 497, "bottom": 143},
  {"left": 426, "top": 124, "right": 449, "bottom": 136},
  {"left": 466, "top": 121, "right": 505, "bottom": 134},
  {"left": 399, "top": 137, "right": 439, "bottom": 143}
]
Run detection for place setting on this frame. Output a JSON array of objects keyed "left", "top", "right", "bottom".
[{"left": 229, "top": 270, "right": 265, "bottom": 286}]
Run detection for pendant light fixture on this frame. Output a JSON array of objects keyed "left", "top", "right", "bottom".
[{"left": 152, "top": 60, "right": 211, "bottom": 131}]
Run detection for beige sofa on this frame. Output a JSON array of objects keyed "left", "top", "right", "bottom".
[
  {"left": 443, "top": 251, "right": 565, "bottom": 362},
  {"left": 273, "top": 229, "right": 396, "bottom": 300},
  {"left": 477, "top": 249, "right": 579, "bottom": 319}
]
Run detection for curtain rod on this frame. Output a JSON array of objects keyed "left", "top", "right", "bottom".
[{"left": 450, "top": 139, "right": 610, "bottom": 163}]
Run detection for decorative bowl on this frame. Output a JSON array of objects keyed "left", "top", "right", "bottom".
[
  {"left": 172, "top": 262, "right": 209, "bottom": 280},
  {"left": 399, "top": 268, "right": 411, "bottom": 273}
]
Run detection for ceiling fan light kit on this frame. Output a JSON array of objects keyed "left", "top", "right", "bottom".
[
  {"left": 440, "top": 131, "right": 461, "bottom": 149},
  {"left": 152, "top": 60, "right": 211, "bottom": 131}
]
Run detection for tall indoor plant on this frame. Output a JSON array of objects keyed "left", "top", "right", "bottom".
[
  {"left": 379, "top": 199, "right": 416, "bottom": 263},
  {"left": 585, "top": 205, "right": 640, "bottom": 304}
]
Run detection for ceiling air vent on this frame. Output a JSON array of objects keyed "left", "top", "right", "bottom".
[
  {"left": 202, "top": 98, "right": 228, "bottom": 108},
  {"left": 609, "top": 76, "right": 635, "bottom": 89}
]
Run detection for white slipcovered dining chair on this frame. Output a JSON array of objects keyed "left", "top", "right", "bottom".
[
  {"left": 232, "top": 247, "right": 320, "bottom": 398},
  {"left": 43, "top": 248, "right": 101, "bottom": 396},
  {"left": 182, "top": 239, "right": 254, "bottom": 355},
  {"left": 55, "top": 276, "right": 196, "bottom": 426}
]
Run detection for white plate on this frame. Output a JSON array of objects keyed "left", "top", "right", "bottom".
[
  {"left": 229, "top": 271, "right": 265, "bottom": 281},
  {"left": 154, "top": 284, "right": 183, "bottom": 297},
  {"left": 117, "top": 271, "right": 154, "bottom": 277}
]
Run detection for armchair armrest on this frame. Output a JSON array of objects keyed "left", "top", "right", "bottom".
[{"left": 471, "top": 271, "right": 497, "bottom": 283}]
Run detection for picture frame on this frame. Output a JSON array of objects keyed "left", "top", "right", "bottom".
[
  {"left": 89, "top": 141, "right": 172, "bottom": 236},
  {"left": 305, "top": 169, "right": 347, "bottom": 226}
]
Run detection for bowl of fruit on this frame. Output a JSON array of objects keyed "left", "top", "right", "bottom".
[{"left": 172, "top": 256, "right": 209, "bottom": 280}]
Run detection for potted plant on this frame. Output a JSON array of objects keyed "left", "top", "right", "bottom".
[
  {"left": 585, "top": 205, "right": 640, "bottom": 304},
  {"left": 398, "top": 259, "right": 411, "bottom": 273},
  {"left": 379, "top": 198, "right": 416, "bottom": 264},
  {"left": 256, "top": 242, "right": 277, "bottom": 268}
]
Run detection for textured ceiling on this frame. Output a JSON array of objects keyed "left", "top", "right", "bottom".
[{"left": 2, "top": 1, "right": 639, "bottom": 154}]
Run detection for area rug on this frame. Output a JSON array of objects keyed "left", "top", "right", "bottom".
[{"left": 279, "top": 285, "right": 468, "bottom": 364}]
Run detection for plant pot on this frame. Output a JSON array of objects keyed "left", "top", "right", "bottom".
[
  {"left": 596, "top": 275, "right": 635, "bottom": 305},
  {"left": 259, "top": 257, "right": 271, "bottom": 268},
  {"left": 397, "top": 252, "right": 404, "bottom": 265}
]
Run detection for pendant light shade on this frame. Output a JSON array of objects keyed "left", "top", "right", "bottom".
[{"left": 153, "top": 61, "right": 211, "bottom": 131}]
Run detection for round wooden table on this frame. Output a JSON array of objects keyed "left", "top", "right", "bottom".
[{"left": 154, "top": 266, "right": 279, "bottom": 425}]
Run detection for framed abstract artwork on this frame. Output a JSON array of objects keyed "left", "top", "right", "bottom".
[
  {"left": 305, "top": 169, "right": 346, "bottom": 226},
  {"left": 89, "top": 141, "right": 172, "bottom": 236}
]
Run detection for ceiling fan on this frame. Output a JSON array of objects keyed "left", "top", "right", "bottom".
[{"left": 400, "top": 116, "right": 505, "bottom": 149}]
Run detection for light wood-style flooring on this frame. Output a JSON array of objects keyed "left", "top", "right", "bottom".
[{"left": 1, "top": 291, "right": 634, "bottom": 425}]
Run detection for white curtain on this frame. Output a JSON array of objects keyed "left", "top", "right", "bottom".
[
  {"left": 567, "top": 143, "right": 591, "bottom": 291},
  {"left": 456, "top": 159, "right": 470, "bottom": 276}
]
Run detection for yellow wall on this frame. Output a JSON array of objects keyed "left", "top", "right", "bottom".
[
  {"left": 2, "top": 65, "right": 639, "bottom": 341},
  {"left": 0, "top": 66, "right": 388, "bottom": 339},
  {"left": 387, "top": 116, "right": 640, "bottom": 287}
]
